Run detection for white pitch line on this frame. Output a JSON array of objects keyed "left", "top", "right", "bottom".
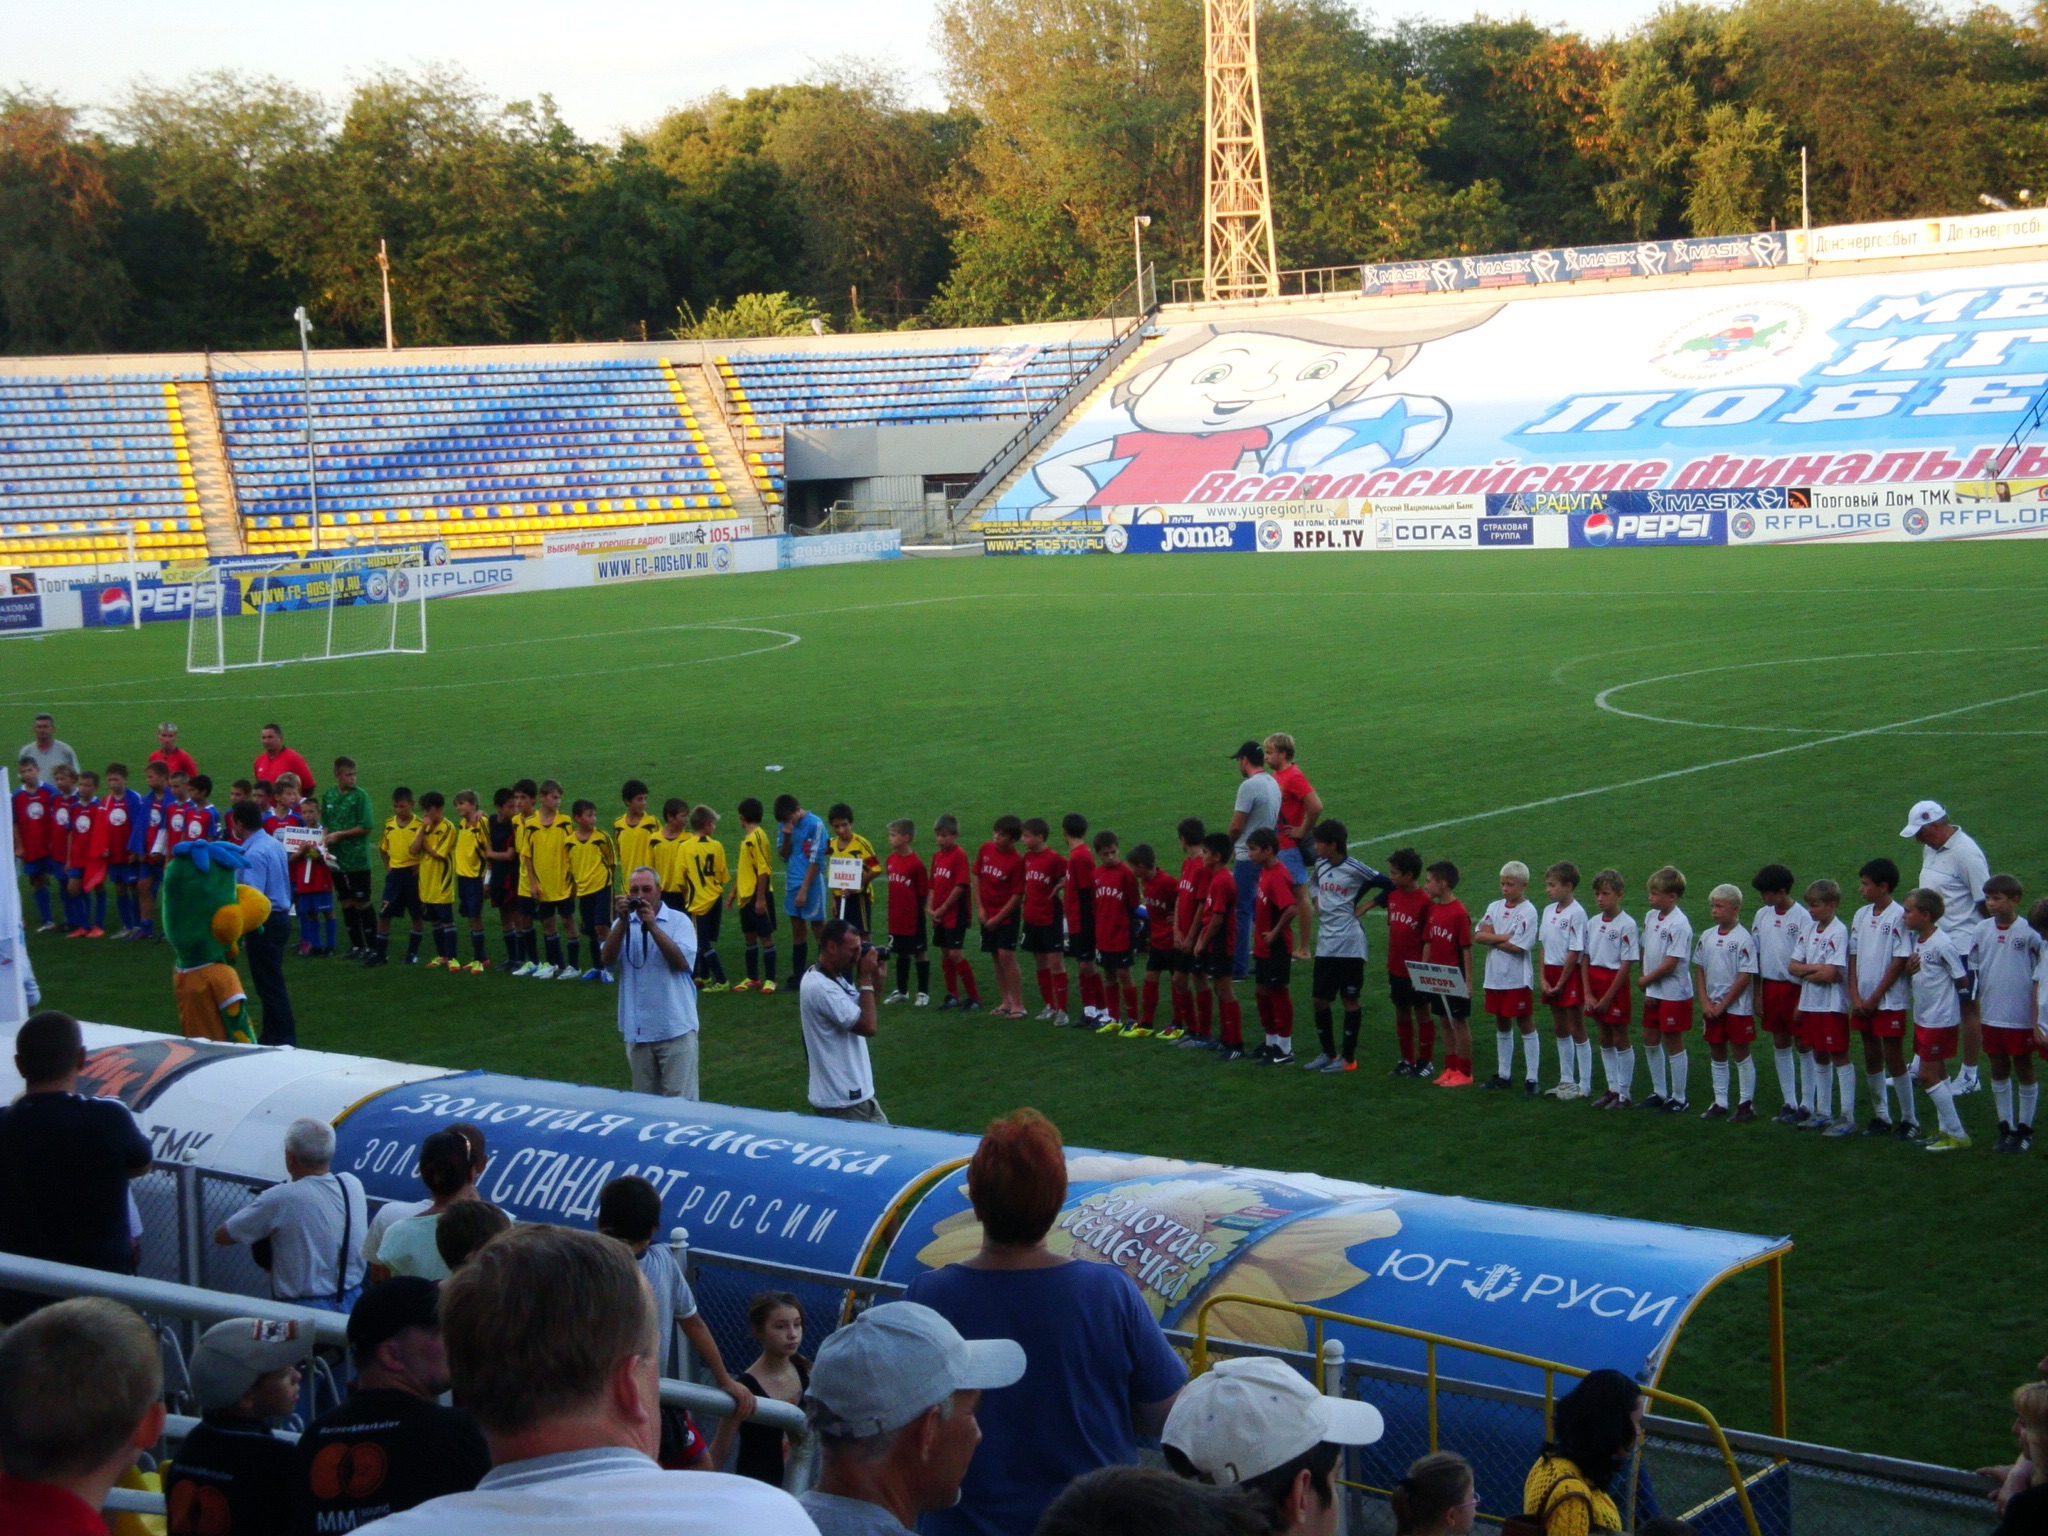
[{"left": 1363, "top": 684, "right": 2048, "bottom": 843}]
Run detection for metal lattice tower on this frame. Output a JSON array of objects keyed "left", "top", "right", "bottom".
[{"left": 1203, "top": 0, "right": 1279, "bottom": 302}]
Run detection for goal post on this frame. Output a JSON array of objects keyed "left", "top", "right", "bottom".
[{"left": 187, "top": 551, "right": 428, "bottom": 673}]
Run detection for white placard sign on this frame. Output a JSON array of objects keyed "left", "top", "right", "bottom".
[
  {"left": 1405, "top": 961, "right": 1471, "bottom": 1000},
  {"left": 827, "top": 855, "right": 865, "bottom": 893}
]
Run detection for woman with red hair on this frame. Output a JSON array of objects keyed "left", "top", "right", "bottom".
[{"left": 904, "top": 1108, "right": 1185, "bottom": 1536}]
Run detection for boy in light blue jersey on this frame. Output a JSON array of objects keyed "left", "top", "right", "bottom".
[{"left": 775, "top": 793, "right": 828, "bottom": 988}]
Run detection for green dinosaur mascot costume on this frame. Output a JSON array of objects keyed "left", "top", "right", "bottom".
[{"left": 162, "top": 840, "right": 271, "bottom": 1042}]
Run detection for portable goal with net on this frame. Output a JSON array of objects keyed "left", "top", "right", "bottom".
[{"left": 187, "top": 552, "right": 428, "bottom": 673}]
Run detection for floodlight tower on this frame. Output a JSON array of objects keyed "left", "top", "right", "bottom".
[{"left": 1202, "top": 0, "right": 1279, "bottom": 302}]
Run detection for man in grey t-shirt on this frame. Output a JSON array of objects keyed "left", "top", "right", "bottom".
[
  {"left": 800, "top": 920, "right": 888, "bottom": 1122},
  {"left": 18, "top": 713, "right": 76, "bottom": 779},
  {"left": 1225, "top": 742, "right": 1280, "bottom": 978}
]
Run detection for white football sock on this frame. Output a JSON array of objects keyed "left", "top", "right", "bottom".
[
  {"left": 1669, "top": 1051, "right": 1689, "bottom": 1105},
  {"left": 1928, "top": 1077, "right": 1966, "bottom": 1137},
  {"left": 1646, "top": 1047, "right": 1669, "bottom": 1098},
  {"left": 1556, "top": 1039, "right": 1576, "bottom": 1090},
  {"left": 1621, "top": 1046, "right": 1638, "bottom": 1096},
  {"left": 1711, "top": 1058, "right": 1731, "bottom": 1109},
  {"left": 2021, "top": 1083, "right": 2039, "bottom": 1130},
  {"left": 1773, "top": 1046, "right": 1797, "bottom": 1105},
  {"left": 1867, "top": 1071, "right": 1890, "bottom": 1123},
  {"left": 1812, "top": 1063, "right": 1833, "bottom": 1119},
  {"left": 1577, "top": 1039, "right": 1594, "bottom": 1089},
  {"left": 1960, "top": 1062, "right": 1980, "bottom": 1089},
  {"left": 1993, "top": 1077, "right": 2016, "bottom": 1127},
  {"left": 1836, "top": 1064, "right": 1857, "bottom": 1122},
  {"left": 1521, "top": 1030, "right": 1541, "bottom": 1082},
  {"left": 1496, "top": 1032, "right": 1514, "bottom": 1080},
  {"left": 1891, "top": 1075, "right": 1918, "bottom": 1125},
  {"left": 1737, "top": 1056, "right": 1756, "bottom": 1106},
  {"left": 1799, "top": 1051, "right": 1818, "bottom": 1110}
]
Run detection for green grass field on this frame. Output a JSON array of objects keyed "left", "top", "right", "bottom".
[{"left": 11, "top": 543, "right": 2048, "bottom": 1470}]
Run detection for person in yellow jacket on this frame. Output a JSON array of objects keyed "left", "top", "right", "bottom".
[
  {"left": 652, "top": 797, "right": 694, "bottom": 913},
  {"left": 682, "top": 804, "right": 730, "bottom": 991},
  {"left": 566, "top": 798, "right": 618, "bottom": 982},
  {"left": 1521, "top": 1371, "right": 1638, "bottom": 1533},
  {"left": 730, "top": 797, "right": 777, "bottom": 994}
]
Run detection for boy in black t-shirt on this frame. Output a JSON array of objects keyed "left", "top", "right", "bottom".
[{"left": 167, "top": 1318, "right": 310, "bottom": 1536}]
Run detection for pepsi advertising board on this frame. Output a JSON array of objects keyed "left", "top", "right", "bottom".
[
  {"left": 1569, "top": 509, "right": 1726, "bottom": 547},
  {"left": 80, "top": 579, "right": 228, "bottom": 627}
]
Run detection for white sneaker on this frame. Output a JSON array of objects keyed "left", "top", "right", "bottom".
[
  {"left": 558, "top": 967, "right": 581, "bottom": 981},
  {"left": 1053, "top": 1011, "right": 1070, "bottom": 1028},
  {"left": 512, "top": 961, "right": 537, "bottom": 977},
  {"left": 914, "top": 993, "right": 929, "bottom": 1007},
  {"left": 1954, "top": 1071, "right": 1981, "bottom": 1095},
  {"left": 1035, "top": 1006, "right": 1054, "bottom": 1020},
  {"left": 532, "top": 964, "right": 558, "bottom": 980},
  {"left": 883, "top": 990, "right": 908, "bottom": 1005},
  {"left": 1556, "top": 1082, "right": 1583, "bottom": 1101}
]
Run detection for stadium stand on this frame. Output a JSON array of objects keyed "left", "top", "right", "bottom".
[
  {"left": 215, "top": 358, "right": 735, "bottom": 555},
  {"left": 0, "top": 375, "right": 209, "bottom": 569},
  {"left": 716, "top": 339, "right": 1118, "bottom": 429}
]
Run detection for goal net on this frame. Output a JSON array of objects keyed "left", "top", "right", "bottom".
[{"left": 188, "top": 551, "right": 428, "bottom": 673}]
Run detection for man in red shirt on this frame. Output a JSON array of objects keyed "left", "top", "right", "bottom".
[
  {"left": 1193, "top": 832, "right": 1247, "bottom": 1060},
  {"left": 1172, "top": 817, "right": 1209, "bottom": 1041},
  {"left": 1089, "top": 831, "right": 1141, "bottom": 1034},
  {"left": 251, "top": 724, "right": 316, "bottom": 796},
  {"left": 1422, "top": 860, "right": 1475, "bottom": 1087},
  {"left": 1246, "top": 828, "right": 1300, "bottom": 1063},
  {"left": 928, "top": 815, "right": 979, "bottom": 1010},
  {"left": 1378, "top": 848, "right": 1434, "bottom": 1077},
  {"left": 146, "top": 721, "right": 197, "bottom": 782},
  {"left": 0, "top": 1296, "right": 167, "bottom": 1536},
  {"left": 1264, "top": 732, "right": 1323, "bottom": 925},
  {"left": 974, "top": 816, "right": 1026, "bottom": 1017},
  {"left": 1019, "top": 819, "right": 1071, "bottom": 1024},
  {"left": 881, "top": 819, "right": 931, "bottom": 1007},
  {"left": 1060, "top": 813, "right": 1103, "bottom": 1026}
]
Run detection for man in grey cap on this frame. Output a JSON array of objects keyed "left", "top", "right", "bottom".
[
  {"left": 801, "top": 1301, "right": 1026, "bottom": 1536},
  {"left": 1162, "top": 1356, "right": 1384, "bottom": 1536},
  {"left": 1227, "top": 742, "right": 1281, "bottom": 978},
  {"left": 1903, "top": 799, "right": 1992, "bottom": 1093},
  {"left": 163, "top": 1316, "right": 314, "bottom": 1536}
]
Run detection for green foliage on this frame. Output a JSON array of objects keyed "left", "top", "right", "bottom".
[
  {"left": 0, "top": 94, "right": 131, "bottom": 353},
  {"left": 673, "top": 290, "right": 829, "bottom": 339}
]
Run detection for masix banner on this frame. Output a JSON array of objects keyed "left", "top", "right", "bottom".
[{"left": 989, "top": 258, "right": 2048, "bottom": 520}]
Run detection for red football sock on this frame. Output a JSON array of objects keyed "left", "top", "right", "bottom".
[
  {"left": 1419, "top": 1017, "right": 1437, "bottom": 1064},
  {"left": 1196, "top": 989, "right": 1214, "bottom": 1038},
  {"left": 1084, "top": 973, "right": 1102, "bottom": 1012},
  {"left": 1122, "top": 980, "right": 1137, "bottom": 1021},
  {"left": 1036, "top": 968, "right": 1057, "bottom": 1008},
  {"left": 961, "top": 963, "right": 981, "bottom": 1002},
  {"left": 1055, "top": 970, "right": 1069, "bottom": 1011},
  {"left": 1397, "top": 1016, "right": 1415, "bottom": 1064},
  {"left": 1255, "top": 991, "right": 1274, "bottom": 1033},
  {"left": 1141, "top": 976, "right": 1159, "bottom": 1025},
  {"left": 1221, "top": 995, "right": 1243, "bottom": 1047},
  {"left": 942, "top": 956, "right": 960, "bottom": 997},
  {"left": 1275, "top": 991, "right": 1294, "bottom": 1038}
]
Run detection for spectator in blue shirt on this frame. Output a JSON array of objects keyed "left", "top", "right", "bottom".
[
  {"left": 903, "top": 1109, "right": 1185, "bottom": 1536},
  {"left": 774, "top": 795, "right": 828, "bottom": 986},
  {"left": 233, "top": 800, "right": 298, "bottom": 1046}
]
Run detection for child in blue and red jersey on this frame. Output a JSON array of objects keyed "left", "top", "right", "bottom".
[
  {"left": 12, "top": 756, "right": 59, "bottom": 931},
  {"left": 65, "top": 770, "right": 106, "bottom": 936},
  {"left": 100, "top": 763, "right": 149, "bottom": 938}
]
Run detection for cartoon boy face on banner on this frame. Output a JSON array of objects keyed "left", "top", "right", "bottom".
[{"left": 1017, "top": 308, "right": 1499, "bottom": 519}]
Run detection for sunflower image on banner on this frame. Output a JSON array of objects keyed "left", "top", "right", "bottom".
[{"left": 909, "top": 1153, "right": 1400, "bottom": 1352}]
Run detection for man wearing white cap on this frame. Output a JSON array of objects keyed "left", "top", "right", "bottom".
[
  {"left": 801, "top": 1302, "right": 1026, "bottom": 1536},
  {"left": 1162, "top": 1356, "right": 1385, "bottom": 1536},
  {"left": 163, "top": 1317, "right": 314, "bottom": 1536},
  {"left": 1903, "top": 800, "right": 1992, "bottom": 1093}
]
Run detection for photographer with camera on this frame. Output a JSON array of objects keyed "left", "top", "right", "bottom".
[
  {"left": 801, "top": 919, "right": 889, "bottom": 1123},
  {"left": 600, "top": 866, "right": 701, "bottom": 1099}
]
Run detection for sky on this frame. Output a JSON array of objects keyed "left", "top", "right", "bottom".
[{"left": 15, "top": 0, "right": 1672, "bottom": 141}]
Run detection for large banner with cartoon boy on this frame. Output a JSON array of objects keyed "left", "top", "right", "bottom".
[{"left": 991, "top": 257, "right": 2048, "bottom": 517}]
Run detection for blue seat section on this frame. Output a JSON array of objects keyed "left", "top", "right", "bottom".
[
  {"left": 214, "top": 359, "right": 727, "bottom": 521},
  {"left": 0, "top": 374, "right": 198, "bottom": 528},
  {"left": 719, "top": 341, "right": 1115, "bottom": 428}
]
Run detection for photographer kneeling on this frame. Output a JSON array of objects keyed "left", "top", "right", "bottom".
[
  {"left": 602, "top": 866, "right": 701, "bottom": 1099},
  {"left": 801, "top": 919, "right": 888, "bottom": 1124}
]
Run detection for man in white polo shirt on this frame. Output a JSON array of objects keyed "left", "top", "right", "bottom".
[
  {"left": 1162, "top": 1355, "right": 1384, "bottom": 1536},
  {"left": 600, "top": 865, "right": 699, "bottom": 1098},
  {"left": 1903, "top": 800, "right": 1991, "bottom": 1093},
  {"left": 801, "top": 919, "right": 888, "bottom": 1122}
]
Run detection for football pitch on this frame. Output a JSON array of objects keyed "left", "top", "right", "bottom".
[{"left": 12, "top": 541, "right": 2048, "bottom": 1469}]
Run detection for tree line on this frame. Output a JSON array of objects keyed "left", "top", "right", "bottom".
[{"left": 5, "top": 0, "right": 2045, "bottom": 355}]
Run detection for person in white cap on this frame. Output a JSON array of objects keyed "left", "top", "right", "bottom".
[
  {"left": 1162, "top": 1356, "right": 1385, "bottom": 1536},
  {"left": 163, "top": 1316, "right": 314, "bottom": 1536},
  {"left": 801, "top": 1302, "right": 1025, "bottom": 1536},
  {"left": 1902, "top": 800, "right": 1991, "bottom": 1093}
]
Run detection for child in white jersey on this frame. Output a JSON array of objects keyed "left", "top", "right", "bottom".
[
  {"left": 1848, "top": 857, "right": 1916, "bottom": 1138},
  {"left": 1638, "top": 866, "right": 1696, "bottom": 1112},
  {"left": 1583, "top": 869, "right": 1640, "bottom": 1109},
  {"left": 1904, "top": 887, "right": 1972, "bottom": 1150},
  {"left": 1539, "top": 862, "right": 1590, "bottom": 1101},
  {"left": 1694, "top": 884, "right": 1759, "bottom": 1121},
  {"left": 1751, "top": 864, "right": 1813, "bottom": 1124},
  {"left": 1788, "top": 879, "right": 1854, "bottom": 1136},
  {"left": 1971, "top": 873, "right": 2041, "bottom": 1153},
  {"left": 1476, "top": 861, "right": 1542, "bottom": 1095}
]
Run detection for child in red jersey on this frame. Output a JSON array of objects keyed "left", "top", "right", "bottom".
[
  {"left": 66, "top": 770, "right": 106, "bottom": 937},
  {"left": 1062, "top": 813, "right": 1103, "bottom": 1025},
  {"left": 1132, "top": 844, "right": 1181, "bottom": 1038},
  {"left": 929, "top": 814, "right": 979, "bottom": 1010},
  {"left": 1019, "top": 818, "right": 1071, "bottom": 1024},
  {"left": 1172, "top": 817, "right": 1209, "bottom": 1042},
  {"left": 12, "top": 755, "right": 59, "bottom": 931},
  {"left": 137, "top": 758, "right": 172, "bottom": 936},
  {"left": 1192, "top": 832, "right": 1245, "bottom": 1059},
  {"left": 1089, "top": 832, "right": 1141, "bottom": 1034},
  {"left": 974, "top": 815, "right": 1026, "bottom": 1017},
  {"left": 1422, "top": 861, "right": 1474, "bottom": 1086},
  {"left": 100, "top": 763, "right": 147, "bottom": 938},
  {"left": 1246, "top": 828, "right": 1300, "bottom": 1064},
  {"left": 1379, "top": 848, "right": 1434, "bottom": 1077},
  {"left": 882, "top": 819, "right": 932, "bottom": 1006}
]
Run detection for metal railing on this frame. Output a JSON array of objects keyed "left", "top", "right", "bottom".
[{"left": 1171, "top": 264, "right": 1367, "bottom": 305}]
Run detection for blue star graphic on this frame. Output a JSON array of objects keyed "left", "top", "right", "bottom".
[{"left": 1323, "top": 398, "right": 1421, "bottom": 462}]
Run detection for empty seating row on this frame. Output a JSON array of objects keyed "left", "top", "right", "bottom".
[
  {"left": 716, "top": 341, "right": 1112, "bottom": 428},
  {"left": 0, "top": 379, "right": 202, "bottom": 552}
]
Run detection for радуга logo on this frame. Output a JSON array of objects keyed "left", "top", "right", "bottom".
[
  {"left": 1731, "top": 512, "right": 1757, "bottom": 540},
  {"left": 1904, "top": 509, "right": 1929, "bottom": 535},
  {"left": 1580, "top": 511, "right": 1616, "bottom": 546},
  {"left": 1257, "top": 520, "right": 1284, "bottom": 551},
  {"left": 1102, "top": 524, "right": 1130, "bottom": 554}
]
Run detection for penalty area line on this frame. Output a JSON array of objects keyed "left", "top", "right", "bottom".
[{"left": 1363, "top": 684, "right": 2048, "bottom": 844}]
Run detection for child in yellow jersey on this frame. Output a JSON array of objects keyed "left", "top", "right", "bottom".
[
  {"left": 452, "top": 789, "right": 491, "bottom": 972},
  {"left": 566, "top": 798, "right": 617, "bottom": 982},
  {"left": 615, "top": 777, "right": 658, "bottom": 879},
  {"left": 504, "top": 779, "right": 538, "bottom": 972},
  {"left": 826, "top": 801, "right": 881, "bottom": 934},
  {"left": 369, "top": 786, "right": 425, "bottom": 967},
  {"left": 652, "top": 798, "right": 694, "bottom": 912},
  {"left": 521, "top": 778, "right": 576, "bottom": 979},
  {"left": 683, "top": 804, "right": 731, "bottom": 990},
  {"left": 410, "top": 791, "right": 461, "bottom": 968},
  {"left": 730, "top": 796, "right": 777, "bottom": 992}
]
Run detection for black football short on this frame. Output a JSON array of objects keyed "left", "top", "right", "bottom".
[
  {"left": 1146, "top": 948, "right": 1177, "bottom": 974},
  {"left": 577, "top": 893, "right": 612, "bottom": 934},
  {"left": 336, "top": 869, "right": 373, "bottom": 906},
  {"left": 980, "top": 918, "right": 1020, "bottom": 954},
  {"left": 379, "top": 868, "right": 423, "bottom": 921},
  {"left": 1253, "top": 953, "right": 1293, "bottom": 989},
  {"left": 1388, "top": 972, "right": 1422, "bottom": 1008},
  {"left": 1096, "top": 948, "right": 1133, "bottom": 973},
  {"left": 933, "top": 920, "right": 968, "bottom": 951},
  {"left": 1022, "top": 921, "right": 1065, "bottom": 956},
  {"left": 1199, "top": 946, "right": 1234, "bottom": 980},
  {"left": 887, "top": 915, "right": 928, "bottom": 957},
  {"left": 1314, "top": 955, "right": 1366, "bottom": 1002},
  {"left": 739, "top": 898, "right": 776, "bottom": 936},
  {"left": 1065, "top": 912, "right": 1096, "bottom": 959}
]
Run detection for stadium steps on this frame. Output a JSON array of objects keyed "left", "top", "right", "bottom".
[
  {"left": 963, "top": 332, "right": 1164, "bottom": 518},
  {"left": 664, "top": 361, "right": 774, "bottom": 532},
  {"left": 176, "top": 381, "right": 244, "bottom": 557}
]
